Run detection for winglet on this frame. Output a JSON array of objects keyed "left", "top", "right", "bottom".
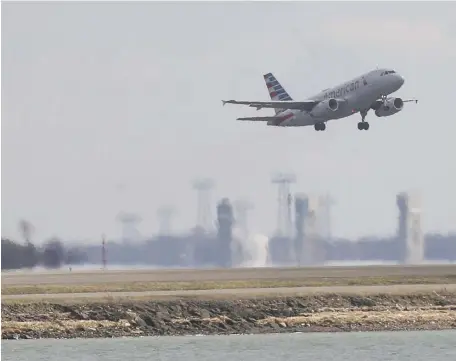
[
  {"left": 222, "top": 100, "right": 227, "bottom": 106},
  {"left": 403, "top": 98, "right": 419, "bottom": 104}
]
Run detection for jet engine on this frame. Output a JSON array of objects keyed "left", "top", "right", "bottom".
[
  {"left": 375, "top": 97, "right": 404, "bottom": 117},
  {"left": 310, "top": 98, "right": 339, "bottom": 118}
]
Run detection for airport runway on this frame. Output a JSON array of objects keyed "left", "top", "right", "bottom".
[
  {"left": 3, "top": 283, "right": 455, "bottom": 301},
  {"left": 2, "top": 264, "right": 456, "bottom": 286}
]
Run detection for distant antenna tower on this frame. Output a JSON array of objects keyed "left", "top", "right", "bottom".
[
  {"left": 101, "top": 234, "right": 107, "bottom": 270},
  {"left": 192, "top": 178, "right": 215, "bottom": 231},
  {"left": 157, "top": 205, "right": 176, "bottom": 236},
  {"left": 116, "top": 212, "right": 142, "bottom": 243},
  {"left": 233, "top": 199, "right": 254, "bottom": 238},
  {"left": 272, "top": 173, "right": 296, "bottom": 237},
  {"left": 318, "top": 194, "right": 336, "bottom": 240},
  {"left": 18, "top": 219, "right": 34, "bottom": 244}
]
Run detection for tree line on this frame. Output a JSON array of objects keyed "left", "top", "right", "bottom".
[{"left": 1, "top": 238, "right": 88, "bottom": 270}]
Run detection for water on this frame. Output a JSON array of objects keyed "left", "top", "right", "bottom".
[{"left": 2, "top": 331, "right": 455, "bottom": 361}]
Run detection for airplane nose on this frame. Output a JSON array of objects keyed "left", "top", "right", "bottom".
[{"left": 398, "top": 75, "right": 405, "bottom": 86}]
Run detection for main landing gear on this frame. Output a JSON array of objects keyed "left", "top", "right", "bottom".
[
  {"left": 357, "top": 109, "right": 370, "bottom": 131},
  {"left": 314, "top": 122, "right": 326, "bottom": 131},
  {"left": 358, "top": 122, "right": 369, "bottom": 130}
]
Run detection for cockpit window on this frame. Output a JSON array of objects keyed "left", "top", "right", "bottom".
[{"left": 382, "top": 70, "right": 396, "bottom": 76}]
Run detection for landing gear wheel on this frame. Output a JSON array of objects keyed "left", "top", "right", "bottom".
[
  {"left": 314, "top": 122, "right": 326, "bottom": 131},
  {"left": 357, "top": 122, "right": 369, "bottom": 130}
]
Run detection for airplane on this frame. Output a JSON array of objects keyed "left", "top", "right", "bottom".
[{"left": 222, "top": 68, "right": 418, "bottom": 131}]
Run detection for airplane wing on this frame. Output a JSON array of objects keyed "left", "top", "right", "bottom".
[
  {"left": 371, "top": 98, "right": 418, "bottom": 110},
  {"left": 222, "top": 99, "right": 319, "bottom": 111}
]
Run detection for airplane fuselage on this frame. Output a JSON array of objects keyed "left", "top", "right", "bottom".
[{"left": 272, "top": 68, "right": 405, "bottom": 127}]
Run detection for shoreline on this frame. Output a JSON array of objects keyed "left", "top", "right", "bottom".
[{"left": 3, "top": 290, "right": 456, "bottom": 340}]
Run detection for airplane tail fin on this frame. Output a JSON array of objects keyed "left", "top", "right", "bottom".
[{"left": 263, "top": 73, "right": 293, "bottom": 114}]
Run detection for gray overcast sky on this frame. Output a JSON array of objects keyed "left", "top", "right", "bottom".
[{"left": 2, "top": 1, "right": 456, "bottom": 243}]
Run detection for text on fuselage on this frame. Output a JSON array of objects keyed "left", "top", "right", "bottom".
[{"left": 324, "top": 78, "right": 363, "bottom": 100}]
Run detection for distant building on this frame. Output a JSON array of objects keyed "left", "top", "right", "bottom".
[
  {"left": 294, "top": 193, "right": 325, "bottom": 266},
  {"left": 397, "top": 192, "right": 424, "bottom": 264},
  {"left": 216, "top": 198, "right": 234, "bottom": 267}
]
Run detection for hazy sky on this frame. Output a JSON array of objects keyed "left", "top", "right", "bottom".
[{"left": 2, "top": 1, "right": 456, "bottom": 243}]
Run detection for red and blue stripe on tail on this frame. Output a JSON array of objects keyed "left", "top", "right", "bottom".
[{"left": 263, "top": 73, "right": 293, "bottom": 114}]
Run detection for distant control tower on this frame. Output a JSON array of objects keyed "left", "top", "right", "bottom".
[
  {"left": 318, "top": 194, "right": 335, "bottom": 241},
  {"left": 294, "top": 194, "right": 308, "bottom": 266},
  {"left": 233, "top": 199, "right": 254, "bottom": 240},
  {"left": 272, "top": 173, "right": 296, "bottom": 238},
  {"left": 294, "top": 193, "right": 323, "bottom": 266},
  {"left": 217, "top": 198, "right": 234, "bottom": 268},
  {"left": 116, "top": 212, "right": 142, "bottom": 244},
  {"left": 193, "top": 178, "right": 215, "bottom": 232},
  {"left": 157, "top": 205, "right": 176, "bottom": 236}
]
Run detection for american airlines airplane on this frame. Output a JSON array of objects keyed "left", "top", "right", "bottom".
[{"left": 222, "top": 68, "right": 418, "bottom": 131}]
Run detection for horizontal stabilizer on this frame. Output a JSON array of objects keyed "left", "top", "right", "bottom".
[
  {"left": 237, "top": 116, "right": 284, "bottom": 121},
  {"left": 223, "top": 99, "right": 318, "bottom": 111}
]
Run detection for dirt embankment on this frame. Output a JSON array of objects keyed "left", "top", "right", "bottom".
[{"left": 3, "top": 292, "right": 456, "bottom": 340}]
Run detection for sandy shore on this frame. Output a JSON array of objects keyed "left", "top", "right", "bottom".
[{"left": 3, "top": 289, "right": 456, "bottom": 340}]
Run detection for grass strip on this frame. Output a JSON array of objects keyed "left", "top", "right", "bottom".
[{"left": 3, "top": 275, "right": 456, "bottom": 295}]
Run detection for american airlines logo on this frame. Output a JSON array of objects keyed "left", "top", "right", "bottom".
[{"left": 324, "top": 78, "right": 363, "bottom": 100}]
